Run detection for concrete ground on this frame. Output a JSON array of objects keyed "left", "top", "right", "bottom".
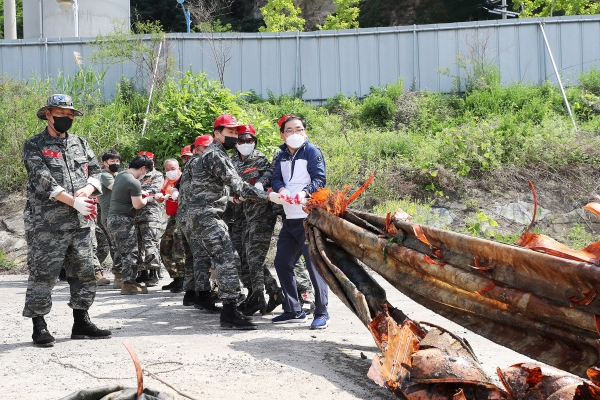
[{"left": 0, "top": 271, "right": 540, "bottom": 399}]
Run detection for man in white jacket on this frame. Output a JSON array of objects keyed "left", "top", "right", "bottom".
[{"left": 270, "top": 115, "right": 330, "bottom": 329}]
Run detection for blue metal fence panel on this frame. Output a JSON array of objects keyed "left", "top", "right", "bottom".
[{"left": 2, "top": 16, "right": 600, "bottom": 102}]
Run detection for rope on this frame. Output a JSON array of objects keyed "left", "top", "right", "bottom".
[{"left": 50, "top": 353, "right": 200, "bottom": 400}]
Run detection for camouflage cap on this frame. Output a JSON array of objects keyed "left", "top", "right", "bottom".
[{"left": 37, "top": 94, "right": 83, "bottom": 120}]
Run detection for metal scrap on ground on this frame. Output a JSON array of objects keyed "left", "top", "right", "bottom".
[{"left": 303, "top": 177, "right": 600, "bottom": 399}]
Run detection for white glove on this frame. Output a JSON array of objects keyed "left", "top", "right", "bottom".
[
  {"left": 146, "top": 195, "right": 155, "bottom": 203},
  {"left": 293, "top": 191, "right": 307, "bottom": 205},
  {"left": 279, "top": 188, "right": 291, "bottom": 198},
  {"left": 171, "top": 190, "right": 179, "bottom": 201},
  {"left": 254, "top": 182, "right": 264, "bottom": 191},
  {"left": 73, "top": 197, "right": 95, "bottom": 216},
  {"left": 269, "top": 192, "right": 291, "bottom": 205},
  {"left": 228, "top": 196, "right": 235, "bottom": 203},
  {"left": 141, "top": 190, "right": 149, "bottom": 198},
  {"left": 154, "top": 193, "right": 165, "bottom": 202}
]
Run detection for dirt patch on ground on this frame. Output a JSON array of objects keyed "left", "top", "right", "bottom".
[{"left": 0, "top": 272, "right": 544, "bottom": 399}]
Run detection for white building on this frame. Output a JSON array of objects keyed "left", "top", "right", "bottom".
[{"left": 22, "top": 0, "right": 130, "bottom": 39}]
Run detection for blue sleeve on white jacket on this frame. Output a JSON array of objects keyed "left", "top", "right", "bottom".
[
  {"left": 303, "top": 144, "right": 326, "bottom": 194},
  {"left": 271, "top": 150, "right": 285, "bottom": 193}
]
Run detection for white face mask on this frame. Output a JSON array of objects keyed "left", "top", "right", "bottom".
[
  {"left": 165, "top": 170, "right": 179, "bottom": 181},
  {"left": 139, "top": 168, "right": 147, "bottom": 180},
  {"left": 236, "top": 143, "right": 255, "bottom": 156},
  {"left": 286, "top": 133, "right": 305, "bottom": 149}
]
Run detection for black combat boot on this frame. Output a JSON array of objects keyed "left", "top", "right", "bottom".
[
  {"left": 162, "top": 277, "right": 178, "bottom": 290},
  {"left": 71, "top": 309, "right": 112, "bottom": 340},
  {"left": 266, "top": 288, "right": 284, "bottom": 313},
  {"left": 194, "top": 291, "right": 223, "bottom": 314},
  {"left": 58, "top": 268, "right": 67, "bottom": 281},
  {"left": 135, "top": 270, "right": 149, "bottom": 283},
  {"left": 243, "top": 291, "right": 267, "bottom": 316},
  {"left": 182, "top": 290, "right": 197, "bottom": 306},
  {"left": 237, "top": 289, "right": 251, "bottom": 313},
  {"left": 32, "top": 316, "right": 55, "bottom": 347},
  {"left": 220, "top": 302, "right": 257, "bottom": 330},
  {"left": 145, "top": 269, "right": 159, "bottom": 287},
  {"left": 167, "top": 277, "right": 184, "bottom": 293}
]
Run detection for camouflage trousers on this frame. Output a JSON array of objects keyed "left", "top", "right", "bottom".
[
  {"left": 90, "top": 223, "right": 103, "bottom": 273},
  {"left": 160, "top": 215, "right": 185, "bottom": 279},
  {"left": 23, "top": 228, "right": 97, "bottom": 318},
  {"left": 229, "top": 205, "right": 278, "bottom": 294},
  {"left": 107, "top": 215, "right": 139, "bottom": 282},
  {"left": 99, "top": 218, "right": 122, "bottom": 274},
  {"left": 95, "top": 221, "right": 110, "bottom": 267},
  {"left": 182, "top": 211, "right": 241, "bottom": 303},
  {"left": 135, "top": 220, "right": 163, "bottom": 271},
  {"left": 226, "top": 204, "right": 313, "bottom": 299},
  {"left": 179, "top": 218, "right": 213, "bottom": 293}
]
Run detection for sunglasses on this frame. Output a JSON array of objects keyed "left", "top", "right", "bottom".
[{"left": 237, "top": 138, "right": 256, "bottom": 145}]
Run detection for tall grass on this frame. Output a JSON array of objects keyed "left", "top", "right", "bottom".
[{"left": 4, "top": 66, "right": 600, "bottom": 204}]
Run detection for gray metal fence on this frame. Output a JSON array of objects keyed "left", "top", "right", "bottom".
[{"left": 1, "top": 15, "right": 600, "bottom": 102}]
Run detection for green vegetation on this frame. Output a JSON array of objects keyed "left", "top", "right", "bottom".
[
  {"left": 516, "top": 0, "right": 600, "bottom": 17},
  {"left": 0, "top": 250, "right": 17, "bottom": 271},
  {"left": 318, "top": 0, "right": 360, "bottom": 30},
  {"left": 259, "top": 0, "right": 305, "bottom": 32},
  {"left": 4, "top": 58, "right": 600, "bottom": 237},
  {"left": 566, "top": 223, "right": 596, "bottom": 250}
]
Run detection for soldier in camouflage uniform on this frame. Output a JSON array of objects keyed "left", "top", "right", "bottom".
[
  {"left": 229, "top": 124, "right": 281, "bottom": 316},
  {"left": 107, "top": 155, "right": 155, "bottom": 295},
  {"left": 158, "top": 155, "right": 186, "bottom": 292},
  {"left": 22, "top": 94, "right": 111, "bottom": 347},
  {"left": 178, "top": 115, "right": 271, "bottom": 330},
  {"left": 97, "top": 150, "right": 123, "bottom": 288},
  {"left": 177, "top": 135, "right": 216, "bottom": 307},
  {"left": 134, "top": 151, "right": 165, "bottom": 287}
]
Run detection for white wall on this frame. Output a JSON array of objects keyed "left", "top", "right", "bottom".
[{"left": 23, "top": 0, "right": 130, "bottom": 39}]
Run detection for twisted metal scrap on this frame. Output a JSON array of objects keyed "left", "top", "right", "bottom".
[{"left": 303, "top": 179, "right": 600, "bottom": 399}]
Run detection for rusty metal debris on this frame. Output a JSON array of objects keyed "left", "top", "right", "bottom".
[{"left": 303, "top": 179, "right": 600, "bottom": 399}]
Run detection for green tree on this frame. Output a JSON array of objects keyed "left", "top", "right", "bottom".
[
  {"left": 90, "top": 21, "right": 174, "bottom": 93},
  {"left": 259, "top": 0, "right": 305, "bottom": 32},
  {"left": 318, "top": 0, "right": 360, "bottom": 30},
  {"left": 130, "top": 0, "right": 187, "bottom": 33},
  {"left": 0, "top": 0, "right": 23, "bottom": 39},
  {"left": 516, "top": 0, "right": 600, "bottom": 17}
]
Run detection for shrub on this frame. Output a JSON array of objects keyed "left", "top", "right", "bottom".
[
  {"left": 580, "top": 67, "right": 600, "bottom": 95},
  {"left": 359, "top": 94, "right": 396, "bottom": 126}
]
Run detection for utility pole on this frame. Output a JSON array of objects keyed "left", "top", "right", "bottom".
[
  {"left": 4, "top": 0, "right": 17, "bottom": 39},
  {"left": 501, "top": 0, "right": 507, "bottom": 19}
]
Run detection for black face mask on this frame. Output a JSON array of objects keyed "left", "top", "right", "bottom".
[
  {"left": 222, "top": 135, "right": 238, "bottom": 150},
  {"left": 52, "top": 116, "right": 73, "bottom": 133},
  {"left": 108, "top": 164, "right": 119, "bottom": 173}
]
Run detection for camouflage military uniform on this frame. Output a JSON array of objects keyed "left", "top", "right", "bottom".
[
  {"left": 177, "top": 142, "right": 268, "bottom": 303},
  {"left": 230, "top": 150, "right": 279, "bottom": 295},
  {"left": 160, "top": 215, "right": 185, "bottom": 279},
  {"left": 22, "top": 128, "right": 102, "bottom": 318},
  {"left": 177, "top": 155, "right": 216, "bottom": 294},
  {"left": 24, "top": 200, "right": 33, "bottom": 270},
  {"left": 107, "top": 214, "right": 138, "bottom": 282},
  {"left": 94, "top": 207, "right": 110, "bottom": 267},
  {"left": 135, "top": 169, "right": 165, "bottom": 272}
]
